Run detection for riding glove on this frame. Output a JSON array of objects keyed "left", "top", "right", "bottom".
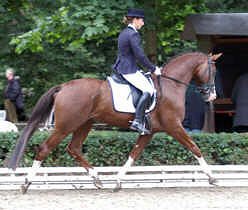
[{"left": 154, "top": 66, "right": 162, "bottom": 75}]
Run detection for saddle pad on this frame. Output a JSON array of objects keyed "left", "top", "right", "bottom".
[{"left": 107, "top": 77, "right": 156, "bottom": 114}]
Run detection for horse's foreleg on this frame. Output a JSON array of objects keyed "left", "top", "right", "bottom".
[
  {"left": 194, "top": 155, "right": 217, "bottom": 185},
  {"left": 114, "top": 134, "right": 153, "bottom": 191},
  {"left": 114, "top": 156, "right": 134, "bottom": 191},
  {"left": 167, "top": 125, "right": 216, "bottom": 185},
  {"left": 66, "top": 122, "right": 103, "bottom": 189}
]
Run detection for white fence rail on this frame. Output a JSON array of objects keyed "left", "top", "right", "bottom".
[{"left": 0, "top": 165, "right": 248, "bottom": 190}]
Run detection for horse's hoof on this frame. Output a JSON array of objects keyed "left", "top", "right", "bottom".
[
  {"left": 20, "top": 181, "right": 31, "bottom": 194},
  {"left": 20, "top": 178, "right": 31, "bottom": 194},
  {"left": 209, "top": 177, "right": 218, "bottom": 186},
  {"left": 20, "top": 185, "right": 27, "bottom": 194},
  {"left": 93, "top": 177, "right": 103, "bottom": 189},
  {"left": 113, "top": 181, "right": 121, "bottom": 192}
]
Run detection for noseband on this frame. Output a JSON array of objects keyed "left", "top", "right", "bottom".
[
  {"left": 196, "top": 57, "right": 216, "bottom": 95},
  {"left": 160, "top": 56, "right": 215, "bottom": 95}
]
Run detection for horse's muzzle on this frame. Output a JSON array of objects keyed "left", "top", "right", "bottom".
[{"left": 201, "top": 86, "right": 216, "bottom": 102}]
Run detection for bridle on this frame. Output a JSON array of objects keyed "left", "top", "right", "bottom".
[{"left": 160, "top": 56, "right": 216, "bottom": 96}]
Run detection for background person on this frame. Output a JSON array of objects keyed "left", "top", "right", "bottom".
[
  {"left": 231, "top": 72, "right": 248, "bottom": 133},
  {"left": 183, "top": 86, "right": 206, "bottom": 133},
  {"left": 4, "top": 68, "right": 24, "bottom": 123}
]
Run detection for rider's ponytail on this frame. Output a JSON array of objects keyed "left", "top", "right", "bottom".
[{"left": 123, "top": 16, "right": 134, "bottom": 24}]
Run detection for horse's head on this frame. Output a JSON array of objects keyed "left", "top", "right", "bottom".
[{"left": 194, "top": 53, "right": 222, "bottom": 102}]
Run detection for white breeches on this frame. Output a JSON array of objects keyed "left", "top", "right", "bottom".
[{"left": 122, "top": 71, "right": 153, "bottom": 95}]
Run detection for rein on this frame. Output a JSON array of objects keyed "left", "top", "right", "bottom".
[
  {"left": 160, "top": 75, "right": 195, "bottom": 89},
  {"left": 159, "top": 56, "right": 215, "bottom": 94}
]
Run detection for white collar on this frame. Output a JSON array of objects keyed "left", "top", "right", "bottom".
[{"left": 128, "top": 24, "right": 138, "bottom": 32}]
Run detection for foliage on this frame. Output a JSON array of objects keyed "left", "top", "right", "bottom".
[
  {"left": 205, "top": 0, "right": 248, "bottom": 12},
  {"left": 8, "top": 0, "right": 208, "bottom": 63},
  {"left": 155, "top": 0, "right": 207, "bottom": 62},
  {"left": 1, "top": 131, "right": 248, "bottom": 167},
  {"left": 9, "top": 0, "right": 135, "bottom": 54}
]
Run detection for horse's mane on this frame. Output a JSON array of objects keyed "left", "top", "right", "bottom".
[{"left": 162, "top": 51, "right": 207, "bottom": 68}]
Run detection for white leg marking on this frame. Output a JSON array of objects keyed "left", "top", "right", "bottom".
[
  {"left": 117, "top": 156, "right": 134, "bottom": 181},
  {"left": 26, "top": 160, "right": 42, "bottom": 181},
  {"left": 8, "top": 169, "right": 16, "bottom": 179},
  {"left": 88, "top": 168, "right": 98, "bottom": 178},
  {"left": 194, "top": 155, "right": 213, "bottom": 178}
]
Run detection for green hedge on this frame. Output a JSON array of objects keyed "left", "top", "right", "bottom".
[{"left": 0, "top": 131, "right": 248, "bottom": 167}]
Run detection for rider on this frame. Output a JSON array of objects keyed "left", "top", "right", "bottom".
[{"left": 112, "top": 8, "right": 161, "bottom": 135}]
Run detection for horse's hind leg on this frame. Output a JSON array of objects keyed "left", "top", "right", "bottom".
[
  {"left": 21, "top": 131, "right": 69, "bottom": 193},
  {"left": 21, "top": 160, "right": 42, "bottom": 194},
  {"left": 66, "top": 122, "right": 103, "bottom": 189}
]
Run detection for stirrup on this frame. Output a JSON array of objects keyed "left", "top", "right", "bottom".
[{"left": 130, "top": 120, "right": 151, "bottom": 135}]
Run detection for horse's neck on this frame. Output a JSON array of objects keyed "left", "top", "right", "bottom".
[
  {"left": 166, "top": 61, "right": 196, "bottom": 84},
  {"left": 159, "top": 57, "right": 199, "bottom": 102}
]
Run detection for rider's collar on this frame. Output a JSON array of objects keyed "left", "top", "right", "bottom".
[{"left": 128, "top": 24, "right": 138, "bottom": 32}]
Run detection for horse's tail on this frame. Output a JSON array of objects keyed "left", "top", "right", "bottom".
[{"left": 8, "top": 86, "right": 61, "bottom": 170}]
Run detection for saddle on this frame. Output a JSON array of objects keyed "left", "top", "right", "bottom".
[{"left": 107, "top": 71, "right": 157, "bottom": 114}]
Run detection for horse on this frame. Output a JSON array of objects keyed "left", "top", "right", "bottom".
[{"left": 8, "top": 52, "right": 222, "bottom": 193}]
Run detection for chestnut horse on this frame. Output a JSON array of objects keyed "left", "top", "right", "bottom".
[{"left": 8, "top": 52, "right": 221, "bottom": 193}]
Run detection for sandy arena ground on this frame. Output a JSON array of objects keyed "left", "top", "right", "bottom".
[{"left": 0, "top": 187, "right": 247, "bottom": 210}]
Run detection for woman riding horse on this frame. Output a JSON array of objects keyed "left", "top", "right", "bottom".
[{"left": 112, "top": 8, "right": 161, "bottom": 135}]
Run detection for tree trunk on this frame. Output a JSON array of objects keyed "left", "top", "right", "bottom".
[
  {"left": 144, "top": 0, "right": 158, "bottom": 65},
  {"left": 144, "top": 30, "right": 157, "bottom": 64}
]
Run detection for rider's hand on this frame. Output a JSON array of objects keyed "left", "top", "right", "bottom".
[{"left": 154, "top": 66, "right": 162, "bottom": 76}]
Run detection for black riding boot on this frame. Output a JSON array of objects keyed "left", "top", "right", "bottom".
[{"left": 130, "top": 92, "right": 151, "bottom": 135}]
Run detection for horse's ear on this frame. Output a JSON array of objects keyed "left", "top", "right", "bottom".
[{"left": 211, "top": 53, "right": 222, "bottom": 61}]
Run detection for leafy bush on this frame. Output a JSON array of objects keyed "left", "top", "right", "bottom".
[{"left": 0, "top": 131, "right": 248, "bottom": 167}]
